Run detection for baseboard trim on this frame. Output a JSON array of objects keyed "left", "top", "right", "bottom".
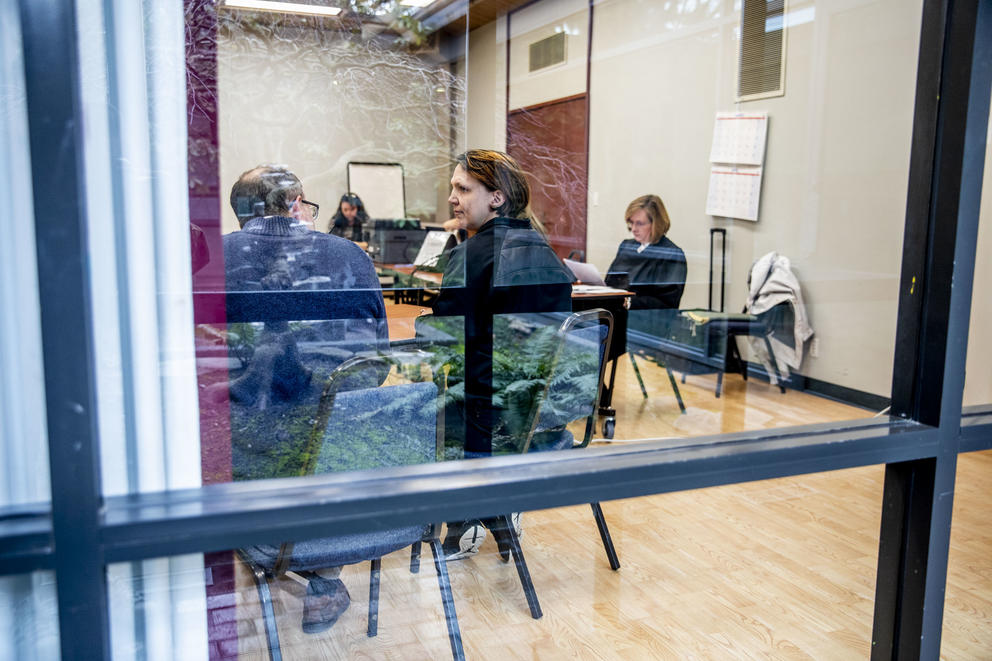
[{"left": 742, "top": 365, "right": 891, "bottom": 413}]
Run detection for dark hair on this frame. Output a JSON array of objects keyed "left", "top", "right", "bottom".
[
  {"left": 455, "top": 150, "right": 531, "bottom": 220},
  {"left": 625, "top": 194, "right": 671, "bottom": 243},
  {"left": 230, "top": 165, "right": 303, "bottom": 227},
  {"left": 329, "top": 193, "right": 370, "bottom": 237},
  {"left": 333, "top": 193, "right": 369, "bottom": 222}
]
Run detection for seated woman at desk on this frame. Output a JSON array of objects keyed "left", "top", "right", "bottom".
[
  {"left": 428, "top": 149, "right": 574, "bottom": 558},
  {"left": 328, "top": 192, "right": 369, "bottom": 241},
  {"left": 606, "top": 194, "right": 686, "bottom": 310}
]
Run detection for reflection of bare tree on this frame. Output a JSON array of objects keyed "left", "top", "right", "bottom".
[
  {"left": 213, "top": 9, "right": 465, "bottom": 220},
  {"left": 508, "top": 104, "right": 587, "bottom": 256},
  {"left": 185, "top": 0, "right": 221, "bottom": 198}
]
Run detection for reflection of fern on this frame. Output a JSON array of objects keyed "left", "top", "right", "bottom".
[
  {"left": 228, "top": 323, "right": 257, "bottom": 368},
  {"left": 420, "top": 315, "right": 600, "bottom": 452}
]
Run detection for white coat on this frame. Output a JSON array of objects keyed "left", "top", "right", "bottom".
[{"left": 743, "top": 251, "right": 814, "bottom": 382}]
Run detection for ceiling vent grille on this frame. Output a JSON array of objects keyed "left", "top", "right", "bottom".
[
  {"left": 529, "top": 32, "right": 567, "bottom": 72},
  {"left": 738, "top": 0, "right": 786, "bottom": 101}
]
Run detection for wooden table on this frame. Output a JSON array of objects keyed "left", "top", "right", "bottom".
[{"left": 384, "top": 302, "right": 430, "bottom": 341}]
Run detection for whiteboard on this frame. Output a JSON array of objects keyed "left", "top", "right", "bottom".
[{"left": 347, "top": 162, "right": 406, "bottom": 219}]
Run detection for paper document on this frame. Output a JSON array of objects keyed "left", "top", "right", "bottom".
[
  {"left": 709, "top": 112, "right": 768, "bottom": 165},
  {"left": 571, "top": 284, "right": 628, "bottom": 295},
  {"left": 564, "top": 259, "right": 606, "bottom": 286},
  {"left": 706, "top": 165, "right": 763, "bottom": 221},
  {"left": 413, "top": 231, "right": 451, "bottom": 267}
]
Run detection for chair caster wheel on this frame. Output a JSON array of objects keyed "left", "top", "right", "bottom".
[{"left": 602, "top": 418, "right": 615, "bottom": 439}]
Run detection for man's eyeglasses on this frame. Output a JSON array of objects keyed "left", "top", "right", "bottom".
[
  {"left": 626, "top": 219, "right": 651, "bottom": 230},
  {"left": 300, "top": 199, "right": 319, "bottom": 220}
]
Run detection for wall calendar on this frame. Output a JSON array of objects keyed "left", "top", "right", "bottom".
[{"left": 706, "top": 112, "right": 768, "bottom": 222}]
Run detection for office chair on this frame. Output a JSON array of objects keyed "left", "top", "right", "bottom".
[
  {"left": 625, "top": 308, "right": 687, "bottom": 412},
  {"left": 491, "top": 309, "right": 621, "bottom": 620},
  {"left": 239, "top": 351, "right": 465, "bottom": 661}
]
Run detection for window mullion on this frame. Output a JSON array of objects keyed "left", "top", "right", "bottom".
[{"left": 17, "top": 1, "right": 112, "bottom": 660}]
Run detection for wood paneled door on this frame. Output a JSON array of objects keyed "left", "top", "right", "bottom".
[{"left": 507, "top": 93, "right": 588, "bottom": 260}]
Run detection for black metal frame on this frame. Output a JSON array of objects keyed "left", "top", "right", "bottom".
[
  {"left": 3, "top": 1, "right": 990, "bottom": 660},
  {"left": 871, "top": 0, "right": 991, "bottom": 658},
  {"left": 708, "top": 228, "right": 726, "bottom": 312}
]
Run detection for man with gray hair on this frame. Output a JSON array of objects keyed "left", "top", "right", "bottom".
[{"left": 222, "top": 164, "right": 387, "bottom": 633}]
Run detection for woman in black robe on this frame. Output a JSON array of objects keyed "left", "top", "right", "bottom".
[{"left": 606, "top": 194, "right": 686, "bottom": 310}]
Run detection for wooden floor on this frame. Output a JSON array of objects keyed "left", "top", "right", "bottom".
[{"left": 231, "top": 355, "right": 991, "bottom": 660}]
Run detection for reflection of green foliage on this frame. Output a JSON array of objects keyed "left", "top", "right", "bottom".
[
  {"left": 315, "top": 384, "right": 437, "bottom": 473},
  {"left": 418, "top": 314, "right": 601, "bottom": 456},
  {"left": 228, "top": 323, "right": 257, "bottom": 368},
  {"left": 229, "top": 315, "right": 602, "bottom": 481},
  {"left": 232, "top": 363, "right": 438, "bottom": 480}
]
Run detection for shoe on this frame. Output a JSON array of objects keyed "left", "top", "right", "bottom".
[
  {"left": 491, "top": 524, "right": 513, "bottom": 563},
  {"left": 491, "top": 514, "right": 521, "bottom": 564},
  {"left": 510, "top": 512, "right": 523, "bottom": 539},
  {"left": 443, "top": 521, "right": 487, "bottom": 560},
  {"left": 302, "top": 577, "right": 350, "bottom": 634}
]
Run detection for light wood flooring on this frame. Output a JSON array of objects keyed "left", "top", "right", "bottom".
[{"left": 230, "top": 354, "right": 991, "bottom": 660}]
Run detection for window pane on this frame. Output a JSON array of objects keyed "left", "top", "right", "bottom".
[
  {"left": 0, "top": 572, "right": 60, "bottom": 660},
  {"left": 107, "top": 555, "right": 208, "bottom": 661},
  {"left": 0, "top": 0, "right": 50, "bottom": 508},
  {"left": 192, "top": 1, "right": 472, "bottom": 486},
  {"left": 478, "top": 0, "right": 922, "bottom": 444},
  {"left": 82, "top": 0, "right": 934, "bottom": 495},
  {"left": 948, "top": 94, "right": 992, "bottom": 659},
  {"left": 941, "top": 451, "right": 992, "bottom": 657},
  {"left": 106, "top": 460, "right": 992, "bottom": 658},
  {"left": 962, "top": 103, "right": 992, "bottom": 407}
]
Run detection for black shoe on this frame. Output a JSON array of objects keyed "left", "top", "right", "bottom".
[
  {"left": 488, "top": 517, "right": 514, "bottom": 563},
  {"left": 302, "top": 577, "right": 350, "bottom": 634}
]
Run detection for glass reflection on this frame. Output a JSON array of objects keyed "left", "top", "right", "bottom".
[
  {"left": 188, "top": 0, "right": 468, "bottom": 486},
  {"left": 108, "top": 463, "right": 991, "bottom": 659},
  {"left": 0, "top": 572, "right": 60, "bottom": 660},
  {"left": 183, "top": 0, "right": 930, "bottom": 490}
]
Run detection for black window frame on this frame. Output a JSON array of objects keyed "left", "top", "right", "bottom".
[{"left": 2, "top": 1, "right": 991, "bottom": 659}]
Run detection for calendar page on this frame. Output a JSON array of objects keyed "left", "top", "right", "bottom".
[
  {"left": 709, "top": 112, "right": 768, "bottom": 165},
  {"left": 705, "top": 165, "right": 763, "bottom": 222}
]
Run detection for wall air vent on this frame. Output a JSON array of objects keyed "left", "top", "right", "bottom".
[
  {"left": 529, "top": 32, "right": 567, "bottom": 73},
  {"left": 738, "top": 0, "right": 787, "bottom": 101}
]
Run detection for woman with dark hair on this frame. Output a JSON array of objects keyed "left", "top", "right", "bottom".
[
  {"left": 328, "top": 192, "right": 369, "bottom": 241},
  {"left": 431, "top": 149, "right": 574, "bottom": 559},
  {"left": 606, "top": 194, "right": 686, "bottom": 310}
]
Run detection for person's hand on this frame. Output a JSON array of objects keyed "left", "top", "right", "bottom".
[{"left": 442, "top": 217, "right": 465, "bottom": 233}]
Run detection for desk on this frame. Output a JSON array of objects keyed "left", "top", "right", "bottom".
[
  {"left": 376, "top": 264, "right": 442, "bottom": 305},
  {"left": 379, "top": 263, "right": 443, "bottom": 286},
  {"left": 384, "top": 302, "right": 429, "bottom": 341}
]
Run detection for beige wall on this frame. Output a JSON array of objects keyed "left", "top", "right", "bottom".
[
  {"left": 508, "top": 0, "right": 588, "bottom": 110},
  {"left": 466, "top": 19, "right": 507, "bottom": 151},
  {"left": 217, "top": 18, "right": 464, "bottom": 233},
  {"left": 963, "top": 117, "right": 992, "bottom": 406},
  {"left": 589, "top": 0, "right": 923, "bottom": 397},
  {"left": 469, "top": 0, "right": 926, "bottom": 397}
]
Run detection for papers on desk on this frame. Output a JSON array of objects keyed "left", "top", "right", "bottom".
[
  {"left": 564, "top": 259, "right": 606, "bottom": 286},
  {"left": 413, "top": 231, "right": 451, "bottom": 268},
  {"left": 571, "top": 284, "right": 628, "bottom": 295}
]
